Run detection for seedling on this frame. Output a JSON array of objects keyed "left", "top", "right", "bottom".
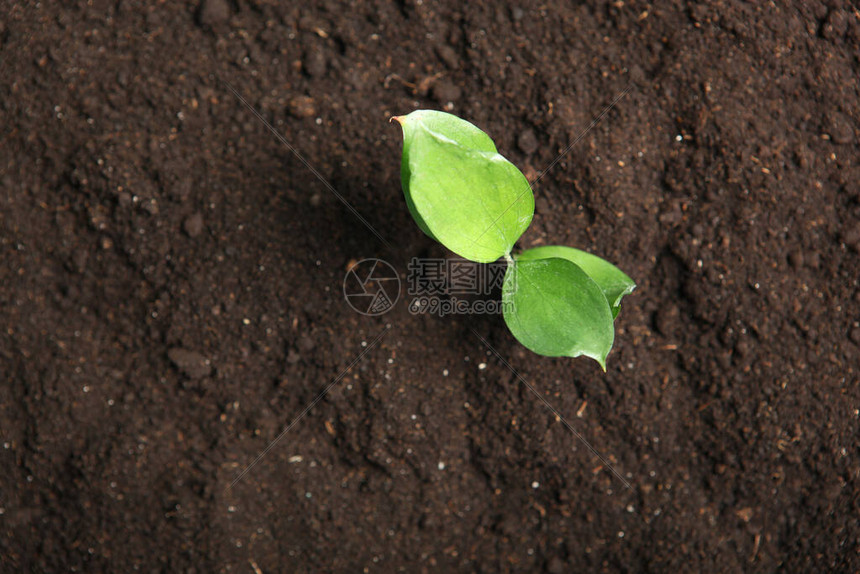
[{"left": 392, "top": 110, "right": 635, "bottom": 369}]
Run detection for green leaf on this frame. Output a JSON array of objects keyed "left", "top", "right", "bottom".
[
  {"left": 502, "top": 257, "right": 615, "bottom": 369},
  {"left": 517, "top": 246, "right": 635, "bottom": 319},
  {"left": 394, "top": 110, "right": 534, "bottom": 263}
]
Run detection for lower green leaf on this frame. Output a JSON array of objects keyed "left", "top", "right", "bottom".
[
  {"left": 502, "top": 257, "right": 615, "bottom": 369},
  {"left": 517, "top": 246, "right": 635, "bottom": 319}
]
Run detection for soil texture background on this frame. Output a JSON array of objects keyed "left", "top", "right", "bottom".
[{"left": 2, "top": 0, "right": 859, "bottom": 572}]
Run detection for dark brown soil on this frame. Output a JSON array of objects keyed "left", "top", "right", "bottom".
[{"left": 2, "top": 1, "right": 859, "bottom": 572}]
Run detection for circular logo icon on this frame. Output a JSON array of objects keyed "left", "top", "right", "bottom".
[{"left": 343, "top": 259, "right": 400, "bottom": 316}]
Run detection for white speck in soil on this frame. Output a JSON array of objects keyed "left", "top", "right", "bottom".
[
  {"left": 531, "top": 481, "right": 539, "bottom": 489},
  {"left": 478, "top": 362, "right": 487, "bottom": 370},
  {"left": 437, "top": 462, "right": 445, "bottom": 470}
]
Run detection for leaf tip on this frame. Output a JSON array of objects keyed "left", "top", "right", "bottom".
[
  {"left": 390, "top": 115, "right": 404, "bottom": 126},
  {"left": 587, "top": 350, "right": 609, "bottom": 372}
]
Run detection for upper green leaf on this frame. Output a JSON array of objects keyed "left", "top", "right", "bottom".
[
  {"left": 517, "top": 245, "right": 635, "bottom": 319},
  {"left": 395, "top": 110, "right": 534, "bottom": 263},
  {"left": 502, "top": 257, "right": 615, "bottom": 369}
]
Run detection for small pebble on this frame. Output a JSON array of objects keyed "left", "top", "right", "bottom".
[
  {"left": 142, "top": 199, "right": 159, "bottom": 215},
  {"left": 434, "top": 45, "right": 460, "bottom": 69},
  {"left": 517, "top": 129, "right": 539, "bottom": 155},
  {"left": 183, "top": 213, "right": 204, "bottom": 238},
  {"left": 297, "top": 335, "right": 315, "bottom": 352},
  {"left": 655, "top": 303, "right": 680, "bottom": 336},
  {"left": 432, "top": 80, "right": 461, "bottom": 104},
  {"left": 118, "top": 191, "right": 132, "bottom": 207},
  {"left": 547, "top": 556, "right": 565, "bottom": 574},
  {"left": 167, "top": 348, "right": 212, "bottom": 379},
  {"left": 807, "top": 251, "right": 820, "bottom": 269},
  {"left": 629, "top": 64, "right": 646, "bottom": 85},
  {"left": 821, "top": 9, "right": 848, "bottom": 40},
  {"left": 303, "top": 50, "right": 327, "bottom": 78},
  {"left": 344, "top": 69, "right": 367, "bottom": 90},
  {"left": 787, "top": 250, "right": 804, "bottom": 269},
  {"left": 842, "top": 226, "right": 860, "bottom": 252},
  {"left": 735, "top": 507, "right": 754, "bottom": 522},
  {"left": 794, "top": 144, "right": 813, "bottom": 169},
  {"left": 826, "top": 111, "right": 855, "bottom": 145},
  {"left": 288, "top": 96, "right": 316, "bottom": 118},
  {"left": 196, "top": 0, "right": 230, "bottom": 27}
]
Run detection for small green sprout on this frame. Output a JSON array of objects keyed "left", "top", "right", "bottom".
[{"left": 393, "top": 110, "right": 635, "bottom": 369}]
